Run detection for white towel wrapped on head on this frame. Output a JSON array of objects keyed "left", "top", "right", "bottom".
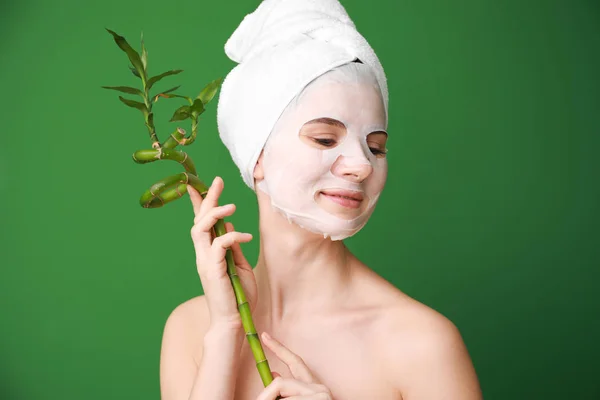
[{"left": 217, "top": 0, "right": 388, "bottom": 191}]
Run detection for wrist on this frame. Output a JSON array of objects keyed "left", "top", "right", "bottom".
[
  {"left": 204, "top": 322, "right": 246, "bottom": 359},
  {"left": 205, "top": 320, "right": 244, "bottom": 341}
]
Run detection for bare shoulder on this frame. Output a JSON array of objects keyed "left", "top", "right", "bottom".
[
  {"left": 160, "top": 295, "right": 211, "bottom": 400},
  {"left": 161, "top": 295, "right": 210, "bottom": 367},
  {"left": 373, "top": 290, "right": 482, "bottom": 399},
  {"left": 375, "top": 292, "right": 464, "bottom": 357}
]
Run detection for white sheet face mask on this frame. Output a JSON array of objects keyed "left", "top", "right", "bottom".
[{"left": 255, "top": 69, "right": 388, "bottom": 240}]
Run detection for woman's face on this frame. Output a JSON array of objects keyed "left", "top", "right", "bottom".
[{"left": 255, "top": 78, "right": 388, "bottom": 240}]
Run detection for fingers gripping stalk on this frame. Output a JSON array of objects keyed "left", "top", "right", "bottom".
[
  {"left": 188, "top": 179, "right": 276, "bottom": 389},
  {"left": 102, "top": 28, "right": 277, "bottom": 388}
]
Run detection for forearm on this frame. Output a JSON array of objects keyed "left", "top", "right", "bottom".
[{"left": 188, "top": 324, "right": 245, "bottom": 400}]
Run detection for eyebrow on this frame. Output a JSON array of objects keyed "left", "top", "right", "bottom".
[
  {"left": 304, "top": 117, "right": 388, "bottom": 137},
  {"left": 304, "top": 117, "right": 346, "bottom": 129}
]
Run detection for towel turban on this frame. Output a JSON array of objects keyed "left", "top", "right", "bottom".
[{"left": 217, "top": 0, "right": 389, "bottom": 191}]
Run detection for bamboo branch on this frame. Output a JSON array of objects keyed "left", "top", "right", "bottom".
[{"left": 102, "top": 28, "right": 278, "bottom": 391}]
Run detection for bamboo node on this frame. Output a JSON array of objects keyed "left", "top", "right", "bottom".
[{"left": 170, "top": 131, "right": 186, "bottom": 145}]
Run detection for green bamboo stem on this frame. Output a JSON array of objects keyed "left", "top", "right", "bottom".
[
  {"left": 144, "top": 112, "right": 161, "bottom": 149},
  {"left": 104, "top": 29, "right": 277, "bottom": 391},
  {"left": 214, "top": 218, "right": 275, "bottom": 388},
  {"left": 183, "top": 115, "right": 199, "bottom": 146},
  {"left": 163, "top": 127, "right": 188, "bottom": 149},
  {"left": 131, "top": 127, "right": 276, "bottom": 387}
]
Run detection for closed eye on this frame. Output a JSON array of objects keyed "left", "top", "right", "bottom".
[
  {"left": 371, "top": 148, "right": 387, "bottom": 156},
  {"left": 314, "top": 138, "right": 336, "bottom": 146},
  {"left": 313, "top": 138, "right": 387, "bottom": 156}
]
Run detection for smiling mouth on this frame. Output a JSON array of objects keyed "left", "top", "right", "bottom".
[{"left": 319, "top": 192, "right": 363, "bottom": 209}]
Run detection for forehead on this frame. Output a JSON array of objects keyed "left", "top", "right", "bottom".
[{"left": 293, "top": 81, "right": 387, "bottom": 130}]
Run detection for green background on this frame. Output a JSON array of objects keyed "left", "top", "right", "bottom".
[{"left": 1, "top": 0, "right": 598, "bottom": 398}]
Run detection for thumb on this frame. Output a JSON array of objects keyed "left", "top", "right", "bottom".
[{"left": 272, "top": 371, "right": 281, "bottom": 379}]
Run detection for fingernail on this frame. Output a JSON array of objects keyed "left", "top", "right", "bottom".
[
  {"left": 211, "top": 177, "right": 217, "bottom": 187},
  {"left": 262, "top": 332, "right": 271, "bottom": 340}
]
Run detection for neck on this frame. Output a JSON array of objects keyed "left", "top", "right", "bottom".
[{"left": 252, "top": 190, "right": 357, "bottom": 333}]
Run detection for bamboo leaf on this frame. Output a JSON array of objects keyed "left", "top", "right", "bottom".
[
  {"left": 155, "top": 85, "right": 181, "bottom": 97},
  {"left": 153, "top": 92, "right": 192, "bottom": 104},
  {"left": 105, "top": 28, "right": 146, "bottom": 80},
  {"left": 129, "top": 65, "right": 141, "bottom": 78},
  {"left": 140, "top": 31, "right": 148, "bottom": 72},
  {"left": 119, "top": 96, "right": 148, "bottom": 114},
  {"left": 151, "top": 86, "right": 181, "bottom": 103},
  {"left": 169, "top": 105, "right": 191, "bottom": 122},
  {"left": 196, "top": 77, "right": 223, "bottom": 105},
  {"left": 190, "top": 98, "right": 205, "bottom": 115},
  {"left": 101, "top": 86, "right": 143, "bottom": 96},
  {"left": 147, "top": 69, "right": 183, "bottom": 90}
]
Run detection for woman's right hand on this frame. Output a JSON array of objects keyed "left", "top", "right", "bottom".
[{"left": 187, "top": 176, "right": 258, "bottom": 331}]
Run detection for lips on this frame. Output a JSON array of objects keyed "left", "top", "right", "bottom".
[
  {"left": 319, "top": 190, "right": 364, "bottom": 210},
  {"left": 319, "top": 189, "right": 364, "bottom": 201}
]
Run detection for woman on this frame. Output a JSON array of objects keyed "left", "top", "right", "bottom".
[{"left": 160, "top": 1, "right": 482, "bottom": 399}]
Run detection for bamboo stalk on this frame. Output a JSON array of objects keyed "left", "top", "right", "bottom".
[
  {"left": 133, "top": 129, "right": 277, "bottom": 387},
  {"left": 102, "top": 29, "right": 278, "bottom": 392}
]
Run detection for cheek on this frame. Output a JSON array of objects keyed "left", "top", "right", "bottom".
[
  {"left": 366, "top": 160, "right": 387, "bottom": 194},
  {"left": 283, "top": 136, "right": 331, "bottom": 178},
  {"left": 263, "top": 136, "right": 328, "bottom": 188}
]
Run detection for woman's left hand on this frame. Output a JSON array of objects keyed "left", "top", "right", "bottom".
[{"left": 256, "top": 332, "right": 334, "bottom": 400}]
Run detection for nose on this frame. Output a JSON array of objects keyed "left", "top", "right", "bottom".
[{"left": 331, "top": 154, "right": 373, "bottom": 183}]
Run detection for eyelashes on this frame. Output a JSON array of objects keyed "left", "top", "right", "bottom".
[
  {"left": 314, "top": 138, "right": 335, "bottom": 146},
  {"left": 312, "top": 138, "right": 388, "bottom": 156}
]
